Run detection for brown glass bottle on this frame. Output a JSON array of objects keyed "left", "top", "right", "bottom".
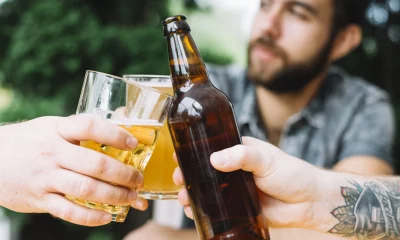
[{"left": 162, "top": 15, "right": 270, "bottom": 240}]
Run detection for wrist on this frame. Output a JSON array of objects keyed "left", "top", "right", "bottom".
[
  {"left": 309, "top": 169, "right": 343, "bottom": 233},
  {"left": 312, "top": 170, "right": 371, "bottom": 237}
]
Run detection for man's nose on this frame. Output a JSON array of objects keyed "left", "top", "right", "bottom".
[{"left": 260, "top": 7, "right": 282, "bottom": 40}]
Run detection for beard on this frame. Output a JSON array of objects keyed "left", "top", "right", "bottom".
[{"left": 247, "top": 36, "right": 334, "bottom": 93}]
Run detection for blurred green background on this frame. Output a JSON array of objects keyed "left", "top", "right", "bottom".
[{"left": 0, "top": 0, "right": 399, "bottom": 239}]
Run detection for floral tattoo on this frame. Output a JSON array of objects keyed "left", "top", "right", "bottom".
[{"left": 330, "top": 180, "right": 400, "bottom": 239}]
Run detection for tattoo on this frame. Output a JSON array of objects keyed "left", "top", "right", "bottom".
[{"left": 330, "top": 179, "right": 400, "bottom": 239}]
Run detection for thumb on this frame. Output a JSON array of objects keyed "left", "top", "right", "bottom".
[{"left": 210, "top": 137, "right": 282, "bottom": 178}]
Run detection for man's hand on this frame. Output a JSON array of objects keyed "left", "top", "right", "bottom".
[
  {"left": 173, "top": 137, "right": 331, "bottom": 231},
  {"left": 0, "top": 115, "right": 147, "bottom": 226}
]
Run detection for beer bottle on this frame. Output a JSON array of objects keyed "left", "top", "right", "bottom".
[{"left": 161, "top": 15, "right": 270, "bottom": 240}]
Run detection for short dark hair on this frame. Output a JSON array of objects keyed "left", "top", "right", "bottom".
[{"left": 332, "top": 0, "right": 370, "bottom": 34}]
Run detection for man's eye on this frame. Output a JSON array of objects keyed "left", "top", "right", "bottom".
[
  {"left": 289, "top": 7, "right": 309, "bottom": 20},
  {"left": 260, "top": 0, "right": 271, "bottom": 9}
]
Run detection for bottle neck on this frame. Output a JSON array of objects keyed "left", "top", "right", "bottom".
[{"left": 166, "top": 32, "right": 209, "bottom": 93}]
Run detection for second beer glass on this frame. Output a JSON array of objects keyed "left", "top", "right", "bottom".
[{"left": 123, "top": 75, "right": 181, "bottom": 200}]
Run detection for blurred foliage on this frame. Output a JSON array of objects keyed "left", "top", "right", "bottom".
[
  {"left": 0, "top": 94, "right": 66, "bottom": 123},
  {"left": 0, "top": 0, "right": 231, "bottom": 121},
  {"left": 0, "top": 0, "right": 170, "bottom": 119}
]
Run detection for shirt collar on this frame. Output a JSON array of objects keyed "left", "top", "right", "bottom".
[
  {"left": 301, "top": 68, "right": 343, "bottom": 129},
  {"left": 301, "top": 94, "right": 324, "bottom": 129},
  {"left": 238, "top": 68, "right": 342, "bottom": 130}
]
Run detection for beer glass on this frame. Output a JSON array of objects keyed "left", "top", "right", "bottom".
[
  {"left": 68, "top": 71, "right": 172, "bottom": 222},
  {"left": 123, "top": 75, "right": 180, "bottom": 200}
]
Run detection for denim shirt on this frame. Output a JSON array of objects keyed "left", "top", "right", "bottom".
[{"left": 207, "top": 64, "right": 395, "bottom": 168}]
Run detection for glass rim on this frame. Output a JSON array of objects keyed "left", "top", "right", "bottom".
[
  {"left": 86, "top": 70, "right": 172, "bottom": 98},
  {"left": 122, "top": 74, "right": 170, "bottom": 79},
  {"left": 123, "top": 74, "right": 172, "bottom": 88}
]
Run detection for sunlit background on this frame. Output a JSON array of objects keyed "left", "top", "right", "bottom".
[{"left": 0, "top": 0, "right": 399, "bottom": 239}]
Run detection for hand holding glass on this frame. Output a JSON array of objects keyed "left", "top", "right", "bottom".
[{"left": 67, "top": 71, "right": 172, "bottom": 222}]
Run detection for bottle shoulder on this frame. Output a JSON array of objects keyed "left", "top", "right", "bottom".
[
  {"left": 169, "top": 85, "right": 234, "bottom": 119},
  {"left": 175, "top": 84, "right": 230, "bottom": 101},
  {"left": 172, "top": 85, "right": 231, "bottom": 107}
]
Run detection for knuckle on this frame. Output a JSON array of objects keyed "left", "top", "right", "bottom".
[
  {"left": 90, "top": 155, "right": 108, "bottom": 177},
  {"left": 173, "top": 167, "right": 183, "bottom": 185},
  {"left": 54, "top": 117, "right": 65, "bottom": 137},
  {"left": 78, "top": 178, "right": 96, "bottom": 198},
  {"left": 83, "top": 212, "right": 93, "bottom": 226},
  {"left": 124, "top": 168, "right": 138, "bottom": 186},
  {"left": 36, "top": 175, "right": 52, "bottom": 197},
  {"left": 178, "top": 189, "right": 189, "bottom": 205},
  {"left": 184, "top": 206, "right": 193, "bottom": 218},
  {"left": 115, "top": 188, "right": 130, "bottom": 203},
  {"left": 111, "top": 127, "right": 123, "bottom": 143},
  {"left": 232, "top": 145, "right": 248, "bottom": 162},
  {"left": 55, "top": 206, "right": 73, "bottom": 222},
  {"left": 230, "top": 145, "right": 250, "bottom": 170},
  {"left": 80, "top": 116, "right": 96, "bottom": 137},
  {"left": 61, "top": 208, "right": 74, "bottom": 222}
]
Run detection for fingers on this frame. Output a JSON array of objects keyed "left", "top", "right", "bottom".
[
  {"left": 50, "top": 169, "right": 138, "bottom": 206},
  {"left": 57, "top": 114, "right": 138, "bottom": 150},
  {"left": 56, "top": 144, "right": 144, "bottom": 189},
  {"left": 184, "top": 206, "right": 194, "bottom": 219},
  {"left": 174, "top": 169, "right": 192, "bottom": 218},
  {"left": 210, "top": 137, "right": 281, "bottom": 178},
  {"left": 178, "top": 188, "right": 190, "bottom": 206},
  {"left": 173, "top": 167, "right": 184, "bottom": 186},
  {"left": 131, "top": 198, "right": 149, "bottom": 211},
  {"left": 43, "top": 193, "right": 112, "bottom": 226}
]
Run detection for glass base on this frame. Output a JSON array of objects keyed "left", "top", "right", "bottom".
[
  {"left": 138, "top": 190, "right": 178, "bottom": 200},
  {"left": 65, "top": 195, "right": 130, "bottom": 222},
  {"left": 111, "top": 207, "right": 130, "bottom": 222}
]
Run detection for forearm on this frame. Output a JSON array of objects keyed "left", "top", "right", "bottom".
[{"left": 312, "top": 170, "right": 400, "bottom": 239}]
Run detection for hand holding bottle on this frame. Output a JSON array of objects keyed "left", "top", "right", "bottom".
[
  {"left": 174, "top": 137, "right": 400, "bottom": 239},
  {"left": 173, "top": 137, "right": 326, "bottom": 230}
]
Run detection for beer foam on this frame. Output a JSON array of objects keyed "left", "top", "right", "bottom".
[
  {"left": 138, "top": 82, "right": 172, "bottom": 88},
  {"left": 109, "top": 119, "right": 164, "bottom": 127},
  {"left": 124, "top": 75, "right": 171, "bottom": 88}
]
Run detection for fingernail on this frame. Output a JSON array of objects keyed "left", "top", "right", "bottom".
[
  {"left": 100, "top": 214, "right": 112, "bottom": 223},
  {"left": 135, "top": 200, "right": 144, "bottom": 210},
  {"left": 126, "top": 136, "right": 138, "bottom": 149},
  {"left": 210, "top": 151, "right": 227, "bottom": 167},
  {"left": 128, "top": 191, "right": 138, "bottom": 202},
  {"left": 136, "top": 173, "right": 144, "bottom": 187}
]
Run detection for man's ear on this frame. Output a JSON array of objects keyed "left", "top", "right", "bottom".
[{"left": 330, "top": 24, "right": 362, "bottom": 62}]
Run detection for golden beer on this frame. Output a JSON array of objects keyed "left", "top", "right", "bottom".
[
  {"left": 67, "top": 121, "right": 162, "bottom": 222},
  {"left": 125, "top": 77, "right": 180, "bottom": 199}
]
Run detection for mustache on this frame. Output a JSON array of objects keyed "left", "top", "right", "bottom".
[{"left": 249, "top": 36, "right": 287, "bottom": 60}]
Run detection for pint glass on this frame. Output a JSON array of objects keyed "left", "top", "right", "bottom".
[
  {"left": 123, "top": 75, "right": 180, "bottom": 200},
  {"left": 68, "top": 71, "right": 172, "bottom": 222}
]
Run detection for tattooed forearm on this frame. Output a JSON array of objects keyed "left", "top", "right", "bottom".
[{"left": 329, "top": 179, "right": 400, "bottom": 239}]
